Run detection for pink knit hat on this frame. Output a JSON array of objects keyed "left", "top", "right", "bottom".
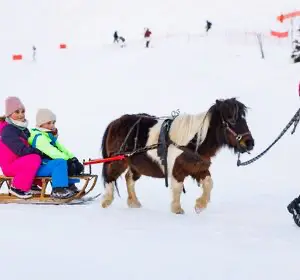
[{"left": 5, "top": 96, "right": 25, "bottom": 117}]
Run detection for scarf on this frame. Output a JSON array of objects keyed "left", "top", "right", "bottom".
[{"left": 5, "top": 117, "right": 28, "bottom": 130}]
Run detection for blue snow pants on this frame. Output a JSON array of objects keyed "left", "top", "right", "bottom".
[{"left": 36, "top": 159, "right": 79, "bottom": 188}]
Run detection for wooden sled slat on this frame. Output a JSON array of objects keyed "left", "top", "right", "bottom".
[{"left": 0, "top": 174, "right": 99, "bottom": 205}]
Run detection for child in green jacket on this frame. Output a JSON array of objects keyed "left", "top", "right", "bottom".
[{"left": 28, "top": 108, "right": 84, "bottom": 199}]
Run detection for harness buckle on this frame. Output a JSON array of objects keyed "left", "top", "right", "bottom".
[{"left": 236, "top": 135, "right": 242, "bottom": 141}]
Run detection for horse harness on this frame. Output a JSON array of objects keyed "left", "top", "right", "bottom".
[
  {"left": 115, "top": 114, "right": 211, "bottom": 193},
  {"left": 157, "top": 116, "right": 252, "bottom": 188},
  {"left": 116, "top": 111, "right": 254, "bottom": 192},
  {"left": 156, "top": 118, "right": 211, "bottom": 189}
]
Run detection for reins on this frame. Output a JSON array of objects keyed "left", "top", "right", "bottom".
[{"left": 237, "top": 108, "right": 300, "bottom": 166}]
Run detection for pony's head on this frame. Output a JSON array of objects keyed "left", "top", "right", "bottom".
[{"left": 210, "top": 98, "right": 255, "bottom": 154}]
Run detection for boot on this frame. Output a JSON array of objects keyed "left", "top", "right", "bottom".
[
  {"left": 287, "top": 196, "right": 300, "bottom": 227},
  {"left": 287, "top": 196, "right": 300, "bottom": 214},
  {"left": 68, "top": 183, "right": 80, "bottom": 194},
  {"left": 51, "top": 187, "right": 74, "bottom": 199},
  {"left": 9, "top": 187, "right": 32, "bottom": 199}
]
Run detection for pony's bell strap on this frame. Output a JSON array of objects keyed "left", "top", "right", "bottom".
[{"left": 83, "top": 155, "right": 126, "bottom": 165}]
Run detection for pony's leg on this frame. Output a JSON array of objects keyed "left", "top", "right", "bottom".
[
  {"left": 195, "top": 175, "right": 213, "bottom": 213},
  {"left": 102, "top": 161, "right": 127, "bottom": 208},
  {"left": 170, "top": 176, "right": 185, "bottom": 214},
  {"left": 125, "top": 169, "right": 142, "bottom": 208},
  {"left": 102, "top": 182, "right": 115, "bottom": 208}
]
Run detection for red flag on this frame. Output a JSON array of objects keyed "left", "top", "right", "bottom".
[{"left": 270, "top": 30, "right": 289, "bottom": 38}]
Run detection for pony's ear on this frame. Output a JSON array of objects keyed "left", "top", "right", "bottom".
[{"left": 216, "top": 99, "right": 222, "bottom": 106}]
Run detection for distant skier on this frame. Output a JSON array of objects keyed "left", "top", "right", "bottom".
[
  {"left": 206, "top": 21, "right": 212, "bottom": 33},
  {"left": 113, "top": 31, "right": 119, "bottom": 43},
  {"left": 144, "top": 28, "right": 152, "bottom": 48},
  {"left": 32, "top": 45, "right": 36, "bottom": 61},
  {"left": 119, "top": 36, "right": 126, "bottom": 48}
]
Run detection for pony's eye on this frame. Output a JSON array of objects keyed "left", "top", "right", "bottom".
[{"left": 227, "top": 116, "right": 236, "bottom": 125}]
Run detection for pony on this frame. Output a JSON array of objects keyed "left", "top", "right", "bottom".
[{"left": 100, "top": 98, "right": 255, "bottom": 214}]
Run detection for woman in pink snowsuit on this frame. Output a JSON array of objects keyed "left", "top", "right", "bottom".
[{"left": 0, "top": 97, "right": 42, "bottom": 199}]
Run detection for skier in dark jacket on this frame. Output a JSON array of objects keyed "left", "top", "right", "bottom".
[
  {"left": 144, "top": 28, "right": 152, "bottom": 48},
  {"left": 206, "top": 21, "right": 212, "bottom": 33},
  {"left": 113, "top": 31, "right": 119, "bottom": 43}
]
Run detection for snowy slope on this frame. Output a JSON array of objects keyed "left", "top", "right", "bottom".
[
  {"left": 1, "top": 0, "right": 300, "bottom": 47},
  {"left": 1, "top": 1, "right": 300, "bottom": 280}
]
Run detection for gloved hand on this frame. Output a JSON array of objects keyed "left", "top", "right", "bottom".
[
  {"left": 67, "top": 158, "right": 77, "bottom": 176},
  {"left": 51, "top": 128, "right": 58, "bottom": 137},
  {"left": 68, "top": 157, "right": 84, "bottom": 175},
  {"left": 73, "top": 157, "right": 84, "bottom": 174}
]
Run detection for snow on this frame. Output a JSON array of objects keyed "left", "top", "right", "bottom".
[{"left": 1, "top": 1, "right": 300, "bottom": 280}]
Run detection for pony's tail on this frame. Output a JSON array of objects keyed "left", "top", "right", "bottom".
[
  {"left": 100, "top": 123, "right": 120, "bottom": 196},
  {"left": 101, "top": 123, "right": 111, "bottom": 186}
]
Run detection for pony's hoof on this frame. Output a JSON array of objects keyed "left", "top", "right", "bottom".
[
  {"left": 101, "top": 199, "right": 113, "bottom": 208},
  {"left": 171, "top": 204, "right": 185, "bottom": 214},
  {"left": 127, "top": 199, "right": 142, "bottom": 208},
  {"left": 195, "top": 206, "right": 205, "bottom": 214},
  {"left": 194, "top": 198, "right": 209, "bottom": 214}
]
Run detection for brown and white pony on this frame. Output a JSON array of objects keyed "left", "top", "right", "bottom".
[{"left": 100, "top": 98, "right": 255, "bottom": 214}]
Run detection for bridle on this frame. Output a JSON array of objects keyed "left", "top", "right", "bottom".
[{"left": 221, "top": 118, "right": 252, "bottom": 152}]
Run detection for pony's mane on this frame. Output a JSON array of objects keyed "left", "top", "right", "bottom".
[
  {"left": 169, "top": 111, "right": 211, "bottom": 146},
  {"left": 0, "top": 116, "right": 6, "bottom": 122}
]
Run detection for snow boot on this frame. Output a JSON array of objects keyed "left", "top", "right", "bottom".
[
  {"left": 9, "top": 187, "right": 32, "bottom": 199},
  {"left": 287, "top": 196, "right": 300, "bottom": 227},
  {"left": 51, "top": 187, "right": 74, "bottom": 199},
  {"left": 68, "top": 183, "right": 80, "bottom": 194}
]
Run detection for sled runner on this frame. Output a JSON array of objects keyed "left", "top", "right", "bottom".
[{"left": 0, "top": 173, "right": 98, "bottom": 205}]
